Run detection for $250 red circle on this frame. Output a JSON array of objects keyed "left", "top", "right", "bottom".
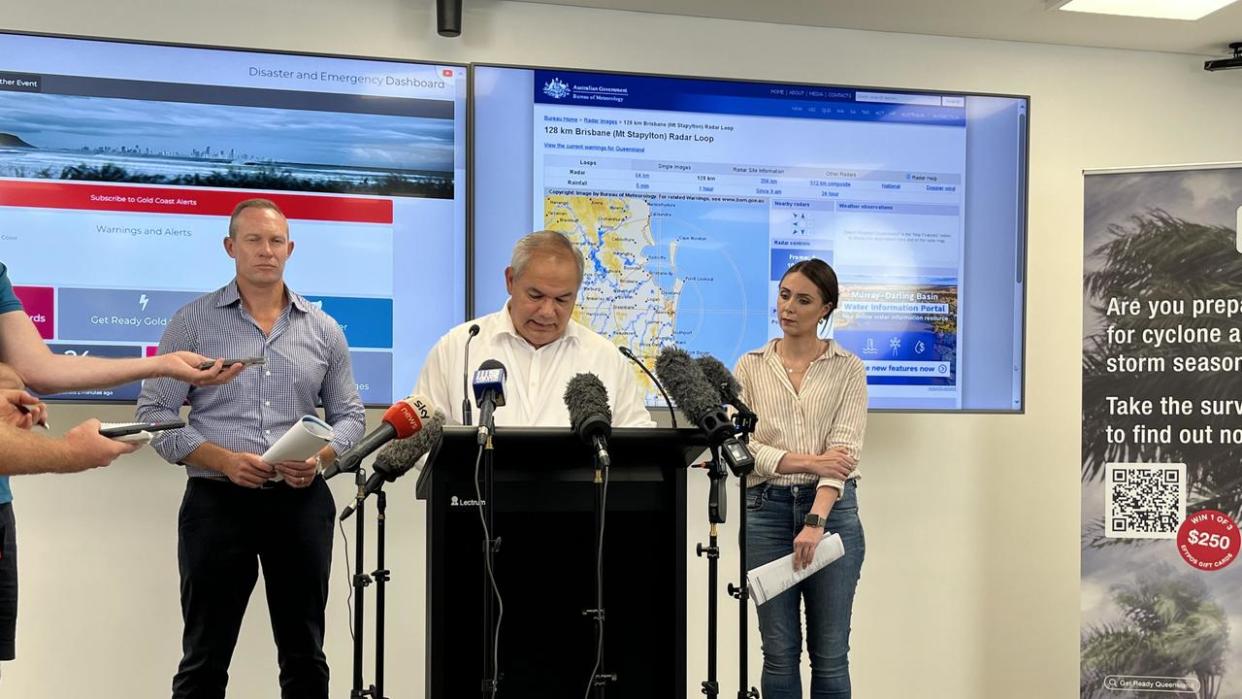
[{"left": 1178, "top": 509, "right": 1240, "bottom": 571}]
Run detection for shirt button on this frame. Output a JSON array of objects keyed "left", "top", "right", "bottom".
[
  {"left": 265, "top": 429, "right": 271, "bottom": 435},
  {"left": 265, "top": 371, "right": 272, "bottom": 377},
  {"left": 264, "top": 401, "right": 271, "bottom": 407}
]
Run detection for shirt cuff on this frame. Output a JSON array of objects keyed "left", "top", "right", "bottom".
[
  {"left": 157, "top": 428, "right": 208, "bottom": 466},
  {"left": 816, "top": 475, "right": 846, "bottom": 493},
  {"left": 328, "top": 438, "right": 353, "bottom": 459},
  {"left": 752, "top": 443, "right": 786, "bottom": 478}
]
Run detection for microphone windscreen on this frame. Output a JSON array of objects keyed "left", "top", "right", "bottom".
[
  {"left": 695, "top": 355, "right": 741, "bottom": 401},
  {"left": 655, "top": 347, "right": 724, "bottom": 425},
  {"left": 564, "top": 373, "right": 612, "bottom": 433},
  {"left": 373, "top": 409, "right": 446, "bottom": 474}
]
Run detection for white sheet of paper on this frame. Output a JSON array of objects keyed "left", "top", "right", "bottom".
[
  {"left": 747, "top": 532, "right": 845, "bottom": 606},
  {"left": 261, "top": 415, "right": 334, "bottom": 481}
]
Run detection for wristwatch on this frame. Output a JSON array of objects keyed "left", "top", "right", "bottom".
[{"left": 803, "top": 513, "right": 826, "bottom": 529}]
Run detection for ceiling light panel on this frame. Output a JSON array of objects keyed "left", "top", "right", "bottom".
[{"left": 1053, "top": 0, "right": 1238, "bottom": 20}]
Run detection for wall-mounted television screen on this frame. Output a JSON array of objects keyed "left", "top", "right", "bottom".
[
  {"left": 0, "top": 31, "right": 467, "bottom": 404},
  {"left": 472, "top": 65, "right": 1027, "bottom": 411}
]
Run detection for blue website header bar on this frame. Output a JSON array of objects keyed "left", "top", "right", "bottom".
[{"left": 532, "top": 70, "right": 966, "bottom": 127}]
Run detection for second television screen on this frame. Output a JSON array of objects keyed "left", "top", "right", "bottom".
[{"left": 473, "top": 65, "right": 1027, "bottom": 411}]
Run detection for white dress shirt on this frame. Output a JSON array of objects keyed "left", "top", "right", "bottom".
[{"left": 414, "top": 304, "right": 655, "bottom": 429}]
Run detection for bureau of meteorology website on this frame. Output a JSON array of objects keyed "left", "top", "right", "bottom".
[{"left": 474, "top": 66, "right": 1026, "bottom": 411}]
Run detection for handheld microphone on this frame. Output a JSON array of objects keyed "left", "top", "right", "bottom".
[
  {"left": 472, "top": 359, "right": 507, "bottom": 445},
  {"left": 323, "top": 394, "right": 435, "bottom": 479},
  {"left": 618, "top": 345, "right": 677, "bottom": 428},
  {"left": 462, "top": 323, "right": 480, "bottom": 425},
  {"left": 695, "top": 354, "right": 758, "bottom": 430},
  {"left": 655, "top": 347, "right": 755, "bottom": 477},
  {"left": 564, "top": 373, "right": 612, "bottom": 467},
  {"left": 341, "top": 409, "right": 446, "bottom": 520}
]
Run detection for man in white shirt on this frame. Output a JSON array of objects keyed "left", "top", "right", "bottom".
[{"left": 415, "top": 230, "right": 654, "bottom": 428}]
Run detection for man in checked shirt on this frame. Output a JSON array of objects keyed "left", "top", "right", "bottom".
[{"left": 137, "top": 198, "right": 365, "bottom": 699}]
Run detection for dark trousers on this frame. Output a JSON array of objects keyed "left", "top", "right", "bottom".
[
  {"left": 172, "top": 477, "right": 335, "bottom": 699},
  {"left": 0, "top": 502, "right": 16, "bottom": 662}
]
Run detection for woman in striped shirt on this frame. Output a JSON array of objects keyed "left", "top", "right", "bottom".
[{"left": 735, "top": 258, "right": 867, "bottom": 699}]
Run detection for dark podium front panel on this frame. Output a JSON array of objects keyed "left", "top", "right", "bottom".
[{"left": 415, "top": 427, "right": 707, "bottom": 699}]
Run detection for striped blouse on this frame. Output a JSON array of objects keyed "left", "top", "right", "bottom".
[{"left": 733, "top": 338, "right": 868, "bottom": 492}]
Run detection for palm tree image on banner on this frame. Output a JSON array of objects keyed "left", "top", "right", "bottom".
[{"left": 1082, "top": 166, "right": 1242, "bottom": 699}]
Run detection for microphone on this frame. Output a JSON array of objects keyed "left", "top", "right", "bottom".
[
  {"left": 655, "top": 347, "right": 755, "bottom": 477},
  {"left": 462, "top": 323, "right": 480, "bottom": 425},
  {"left": 472, "top": 358, "right": 507, "bottom": 445},
  {"left": 564, "top": 373, "right": 612, "bottom": 467},
  {"left": 323, "top": 394, "right": 435, "bottom": 479},
  {"left": 618, "top": 345, "right": 677, "bottom": 428},
  {"left": 695, "top": 354, "right": 758, "bottom": 425},
  {"left": 341, "top": 408, "right": 446, "bottom": 520}
]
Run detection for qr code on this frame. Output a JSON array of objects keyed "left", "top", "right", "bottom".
[{"left": 1105, "top": 463, "right": 1186, "bottom": 539}]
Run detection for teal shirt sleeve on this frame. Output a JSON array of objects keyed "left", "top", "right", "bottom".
[
  {"left": 0, "top": 264, "right": 24, "bottom": 502},
  {"left": 0, "top": 263, "right": 24, "bottom": 315}
]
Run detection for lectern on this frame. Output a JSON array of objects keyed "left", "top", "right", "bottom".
[{"left": 415, "top": 426, "right": 708, "bottom": 699}]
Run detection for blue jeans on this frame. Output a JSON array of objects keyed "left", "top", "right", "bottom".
[{"left": 746, "top": 480, "right": 864, "bottom": 699}]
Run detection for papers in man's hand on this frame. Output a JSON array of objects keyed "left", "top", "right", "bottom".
[
  {"left": 747, "top": 532, "right": 845, "bottom": 606},
  {"left": 261, "top": 416, "right": 334, "bottom": 482}
]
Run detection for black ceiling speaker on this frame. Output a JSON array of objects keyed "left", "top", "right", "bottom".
[{"left": 437, "top": 0, "right": 462, "bottom": 38}]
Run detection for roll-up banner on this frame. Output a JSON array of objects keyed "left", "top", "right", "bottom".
[{"left": 1082, "top": 164, "right": 1242, "bottom": 699}]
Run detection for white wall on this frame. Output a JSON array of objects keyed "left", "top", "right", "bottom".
[{"left": 4, "top": 1, "right": 1242, "bottom": 697}]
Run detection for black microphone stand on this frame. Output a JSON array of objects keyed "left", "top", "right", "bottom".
[
  {"left": 374, "top": 489, "right": 391, "bottom": 698},
  {"left": 726, "top": 410, "right": 759, "bottom": 699},
  {"left": 698, "top": 444, "right": 727, "bottom": 699},
  {"left": 346, "top": 467, "right": 394, "bottom": 699},
  {"left": 462, "top": 338, "right": 475, "bottom": 426}
]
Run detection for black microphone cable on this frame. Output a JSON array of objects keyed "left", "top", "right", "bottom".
[
  {"left": 474, "top": 442, "right": 503, "bottom": 698},
  {"left": 564, "top": 373, "right": 616, "bottom": 697},
  {"left": 582, "top": 457, "right": 609, "bottom": 699},
  {"left": 618, "top": 345, "right": 677, "bottom": 427},
  {"left": 339, "top": 518, "right": 356, "bottom": 642}
]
